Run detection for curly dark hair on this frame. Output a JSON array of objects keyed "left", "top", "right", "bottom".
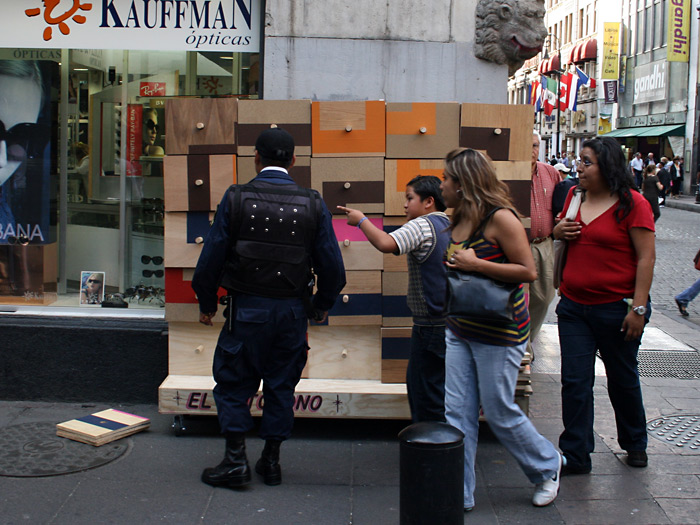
[{"left": 581, "top": 136, "right": 635, "bottom": 222}]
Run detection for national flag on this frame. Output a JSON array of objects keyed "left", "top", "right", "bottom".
[
  {"left": 529, "top": 80, "right": 538, "bottom": 105},
  {"left": 567, "top": 71, "right": 581, "bottom": 111},
  {"left": 576, "top": 66, "right": 596, "bottom": 89},
  {"left": 542, "top": 77, "right": 558, "bottom": 116},
  {"left": 559, "top": 73, "right": 572, "bottom": 111}
]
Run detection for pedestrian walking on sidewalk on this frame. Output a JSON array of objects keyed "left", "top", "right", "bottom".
[
  {"left": 192, "top": 128, "right": 346, "bottom": 489},
  {"left": 441, "top": 148, "right": 562, "bottom": 511},
  {"left": 553, "top": 136, "right": 655, "bottom": 474},
  {"left": 674, "top": 248, "right": 700, "bottom": 317}
]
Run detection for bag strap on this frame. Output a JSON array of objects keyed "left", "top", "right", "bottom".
[
  {"left": 564, "top": 188, "right": 583, "bottom": 221},
  {"left": 467, "top": 207, "right": 517, "bottom": 245}
]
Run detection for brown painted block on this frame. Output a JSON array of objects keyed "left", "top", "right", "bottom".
[
  {"left": 384, "top": 159, "right": 444, "bottom": 216},
  {"left": 382, "top": 271, "right": 411, "bottom": 327},
  {"left": 237, "top": 99, "right": 311, "bottom": 157},
  {"left": 329, "top": 271, "right": 382, "bottom": 326},
  {"left": 381, "top": 326, "right": 412, "bottom": 384},
  {"left": 312, "top": 101, "right": 386, "bottom": 157},
  {"left": 165, "top": 98, "right": 237, "bottom": 155},
  {"left": 504, "top": 179, "right": 531, "bottom": 218},
  {"left": 460, "top": 103, "right": 532, "bottom": 162},
  {"left": 386, "top": 102, "right": 460, "bottom": 159}
]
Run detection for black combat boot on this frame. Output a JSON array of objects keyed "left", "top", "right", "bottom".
[
  {"left": 201, "top": 433, "right": 251, "bottom": 488},
  {"left": 255, "top": 439, "right": 282, "bottom": 486}
]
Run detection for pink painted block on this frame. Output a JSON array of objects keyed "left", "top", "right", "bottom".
[{"left": 332, "top": 218, "right": 383, "bottom": 242}]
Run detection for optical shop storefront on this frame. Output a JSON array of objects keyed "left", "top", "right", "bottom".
[{"left": 0, "top": 0, "right": 262, "bottom": 402}]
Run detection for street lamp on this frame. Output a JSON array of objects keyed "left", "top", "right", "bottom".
[{"left": 542, "top": 33, "right": 563, "bottom": 158}]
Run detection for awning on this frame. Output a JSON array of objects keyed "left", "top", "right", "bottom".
[
  {"left": 537, "top": 54, "right": 561, "bottom": 75},
  {"left": 603, "top": 124, "right": 685, "bottom": 138},
  {"left": 567, "top": 39, "right": 597, "bottom": 64}
]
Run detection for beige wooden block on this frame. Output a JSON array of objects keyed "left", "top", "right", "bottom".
[
  {"left": 493, "top": 160, "right": 531, "bottom": 181},
  {"left": 384, "top": 159, "right": 444, "bottom": 216},
  {"left": 163, "top": 156, "right": 188, "bottom": 211},
  {"left": 338, "top": 241, "right": 383, "bottom": 271},
  {"left": 236, "top": 156, "right": 256, "bottom": 184},
  {"left": 460, "top": 103, "right": 532, "bottom": 162},
  {"left": 341, "top": 271, "right": 381, "bottom": 294},
  {"left": 328, "top": 315, "right": 383, "bottom": 326},
  {"left": 158, "top": 375, "right": 410, "bottom": 419},
  {"left": 304, "top": 325, "right": 381, "bottom": 380},
  {"left": 164, "top": 212, "right": 212, "bottom": 268},
  {"left": 168, "top": 321, "right": 222, "bottom": 375},
  {"left": 383, "top": 252, "right": 408, "bottom": 272},
  {"left": 209, "top": 154, "right": 237, "bottom": 203},
  {"left": 386, "top": 102, "right": 460, "bottom": 159},
  {"left": 382, "top": 271, "right": 408, "bottom": 296},
  {"left": 382, "top": 317, "right": 413, "bottom": 327}
]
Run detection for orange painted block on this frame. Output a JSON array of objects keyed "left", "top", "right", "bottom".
[
  {"left": 312, "top": 101, "right": 386, "bottom": 157},
  {"left": 384, "top": 159, "right": 444, "bottom": 216},
  {"left": 460, "top": 103, "right": 532, "bottom": 162},
  {"left": 386, "top": 102, "right": 460, "bottom": 159}
]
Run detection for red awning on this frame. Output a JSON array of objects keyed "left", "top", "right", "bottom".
[
  {"left": 537, "top": 54, "right": 561, "bottom": 75},
  {"left": 568, "top": 39, "right": 597, "bottom": 64}
]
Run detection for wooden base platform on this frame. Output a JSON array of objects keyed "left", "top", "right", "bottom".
[{"left": 158, "top": 375, "right": 531, "bottom": 420}]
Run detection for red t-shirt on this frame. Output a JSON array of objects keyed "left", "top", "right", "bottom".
[{"left": 559, "top": 189, "right": 655, "bottom": 304}]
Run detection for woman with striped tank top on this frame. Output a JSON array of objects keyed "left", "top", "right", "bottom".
[{"left": 440, "top": 148, "right": 562, "bottom": 511}]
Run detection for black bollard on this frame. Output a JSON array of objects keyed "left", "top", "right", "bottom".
[{"left": 398, "top": 422, "right": 464, "bottom": 525}]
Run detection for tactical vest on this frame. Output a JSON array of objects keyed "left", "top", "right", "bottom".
[{"left": 220, "top": 181, "right": 320, "bottom": 298}]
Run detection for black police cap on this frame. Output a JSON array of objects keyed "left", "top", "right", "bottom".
[{"left": 255, "top": 128, "right": 295, "bottom": 162}]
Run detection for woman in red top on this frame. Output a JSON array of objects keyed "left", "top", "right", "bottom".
[{"left": 553, "top": 137, "right": 655, "bottom": 474}]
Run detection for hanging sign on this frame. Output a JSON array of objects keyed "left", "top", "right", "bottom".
[
  {"left": 602, "top": 23, "right": 620, "bottom": 80},
  {"left": 4, "top": 1, "right": 261, "bottom": 53},
  {"left": 668, "top": 0, "right": 691, "bottom": 62}
]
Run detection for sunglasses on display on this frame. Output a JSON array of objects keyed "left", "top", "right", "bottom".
[
  {"left": 145, "top": 119, "right": 158, "bottom": 133},
  {"left": 142, "top": 269, "right": 164, "bottom": 278},
  {"left": 0, "top": 120, "right": 49, "bottom": 160},
  {"left": 141, "top": 255, "right": 163, "bottom": 265}
]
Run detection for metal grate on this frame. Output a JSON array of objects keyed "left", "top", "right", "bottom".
[
  {"left": 647, "top": 415, "right": 700, "bottom": 449},
  {"left": 637, "top": 350, "right": 700, "bottom": 379}
]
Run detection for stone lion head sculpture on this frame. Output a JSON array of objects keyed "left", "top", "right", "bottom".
[{"left": 474, "top": 0, "right": 548, "bottom": 75}]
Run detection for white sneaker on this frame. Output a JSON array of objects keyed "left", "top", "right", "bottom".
[{"left": 532, "top": 453, "right": 562, "bottom": 507}]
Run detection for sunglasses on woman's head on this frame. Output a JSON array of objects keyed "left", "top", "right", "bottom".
[{"left": 0, "top": 120, "right": 49, "bottom": 160}]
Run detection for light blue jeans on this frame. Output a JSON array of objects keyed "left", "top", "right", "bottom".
[
  {"left": 676, "top": 277, "right": 700, "bottom": 306},
  {"left": 444, "top": 330, "right": 560, "bottom": 508}
]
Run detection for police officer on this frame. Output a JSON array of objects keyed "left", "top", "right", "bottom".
[{"left": 193, "top": 128, "right": 346, "bottom": 488}]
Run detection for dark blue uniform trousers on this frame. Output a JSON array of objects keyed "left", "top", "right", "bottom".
[{"left": 213, "top": 294, "right": 308, "bottom": 441}]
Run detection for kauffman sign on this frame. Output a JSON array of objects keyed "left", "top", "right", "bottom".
[
  {"left": 3, "top": 0, "right": 261, "bottom": 53},
  {"left": 633, "top": 60, "right": 667, "bottom": 105}
]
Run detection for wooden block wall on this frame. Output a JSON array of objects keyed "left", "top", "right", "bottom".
[{"left": 161, "top": 100, "right": 533, "bottom": 394}]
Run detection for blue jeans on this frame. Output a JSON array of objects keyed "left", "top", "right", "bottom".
[
  {"left": 406, "top": 320, "right": 446, "bottom": 423},
  {"left": 556, "top": 295, "right": 649, "bottom": 471},
  {"left": 444, "top": 330, "right": 559, "bottom": 508},
  {"left": 676, "top": 277, "right": 700, "bottom": 306}
]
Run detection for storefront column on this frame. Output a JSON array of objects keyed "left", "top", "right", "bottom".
[{"left": 59, "top": 52, "right": 69, "bottom": 295}]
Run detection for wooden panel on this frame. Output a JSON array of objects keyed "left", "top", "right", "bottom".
[
  {"left": 163, "top": 156, "right": 188, "bottom": 211},
  {"left": 459, "top": 103, "right": 532, "bottom": 162},
  {"left": 327, "top": 271, "right": 382, "bottom": 326},
  {"left": 158, "top": 375, "right": 410, "bottom": 419},
  {"left": 334, "top": 218, "right": 384, "bottom": 270},
  {"left": 166, "top": 303, "right": 226, "bottom": 323},
  {"left": 384, "top": 159, "right": 444, "bottom": 216},
  {"left": 168, "top": 321, "right": 221, "bottom": 375},
  {"left": 381, "top": 326, "right": 412, "bottom": 384},
  {"left": 237, "top": 99, "right": 311, "bottom": 157},
  {"left": 312, "top": 101, "right": 386, "bottom": 157},
  {"left": 164, "top": 212, "right": 213, "bottom": 268},
  {"left": 165, "top": 98, "right": 237, "bottom": 155},
  {"left": 386, "top": 102, "right": 460, "bottom": 159},
  {"left": 493, "top": 160, "right": 531, "bottom": 181},
  {"left": 382, "top": 271, "right": 411, "bottom": 326},
  {"left": 208, "top": 155, "right": 237, "bottom": 205},
  {"left": 310, "top": 157, "right": 384, "bottom": 197},
  {"left": 304, "top": 325, "right": 381, "bottom": 380}
]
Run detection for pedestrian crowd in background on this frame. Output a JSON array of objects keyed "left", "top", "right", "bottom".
[{"left": 191, "top": 127, "right": 700, "bottom": 515}]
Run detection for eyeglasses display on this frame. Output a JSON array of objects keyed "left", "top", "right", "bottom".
[
  {"left": 142, "top": 269, "right": 164, "bottom": 278},
  {"left": 141, "top": 255, "right": 163, "bottom": 265}
]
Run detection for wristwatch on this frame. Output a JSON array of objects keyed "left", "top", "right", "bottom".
[{"left": 632, "top": 305, "right": 647, "bottom": 316}]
